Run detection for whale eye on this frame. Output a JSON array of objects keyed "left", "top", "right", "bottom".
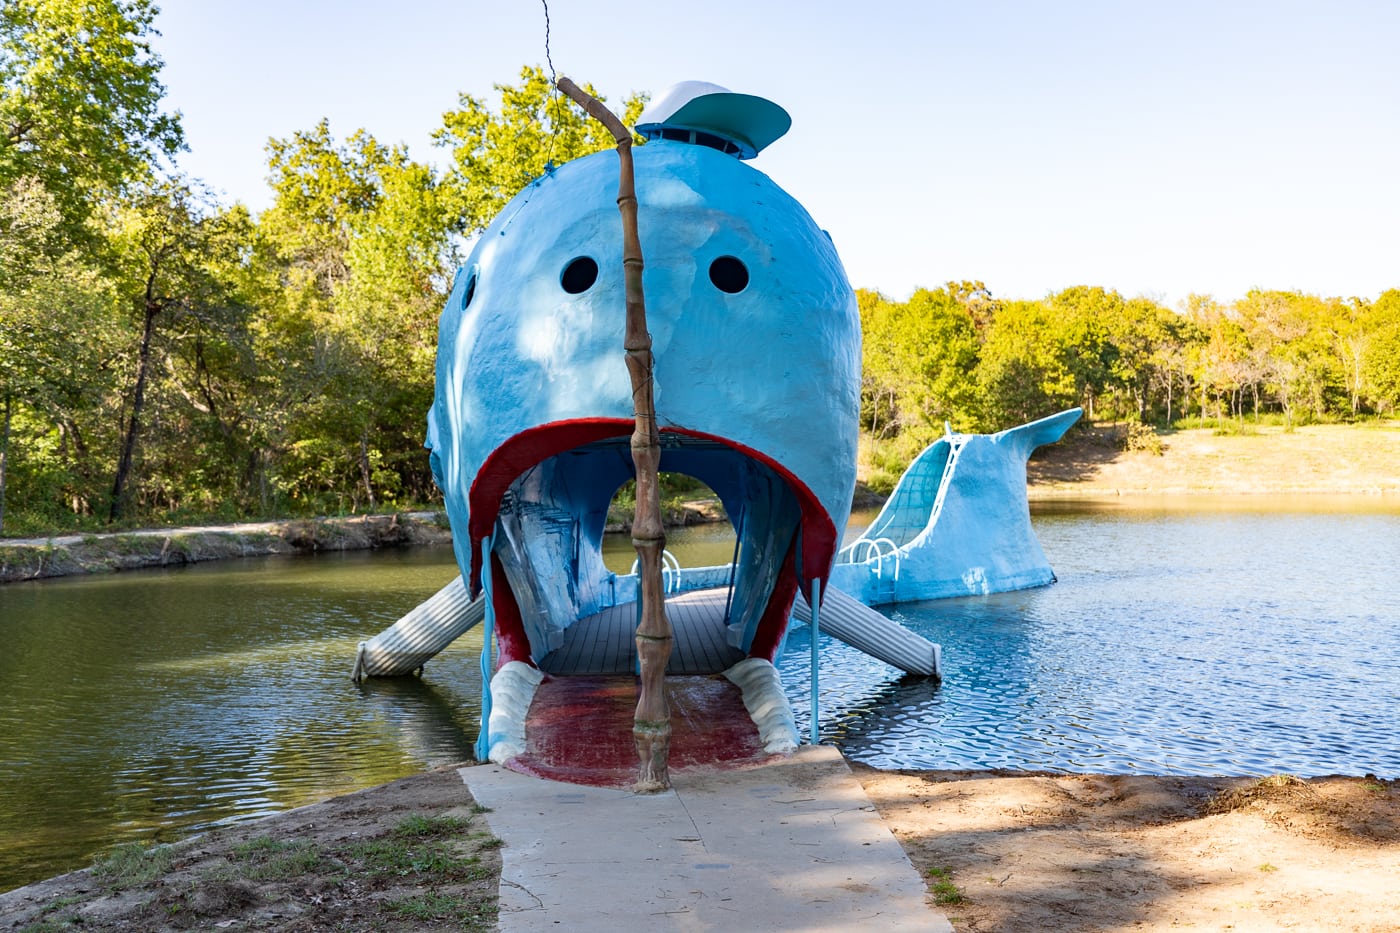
[
  {"left": 460, "top": 272, "right": 478, "bottom": 310},
  {"left": 709, "top": 256, "right": 749, "bottom": 294},
  {"left": 561, "top": 256, "right": 599, "bottom": 294}
]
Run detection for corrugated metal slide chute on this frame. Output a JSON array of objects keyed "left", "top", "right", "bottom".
[
  {"left": 351, "top": 575, "right": 484, "bottom": 680},
  {"left": 352, "top": 569, "right": 942, "bottom": 679},
  {"left": 791, "top": 585, "right": 942, "bottom": 678}
]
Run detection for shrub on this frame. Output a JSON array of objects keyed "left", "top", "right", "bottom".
[{"left": 1122, "top": 422, "right": 1164, "bottom": 455}]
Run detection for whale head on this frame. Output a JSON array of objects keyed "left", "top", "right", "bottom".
[{"left": 427, "top": 101, "right": 860, "bottom": 664}]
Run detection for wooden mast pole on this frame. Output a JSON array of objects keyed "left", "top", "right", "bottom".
[{"left": 556, "top": 76, "right": 674, "bottom": 792}]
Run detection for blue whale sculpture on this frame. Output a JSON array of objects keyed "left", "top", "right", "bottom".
[
  {"left": 425, "top": 84, "right": 860, "bottom": 669},
  {"left": 390, "top": 84, "right": 1080, "bottom": 767},
  {"left": 832, "top": 408, "right": 1082, "bottom": 605}
]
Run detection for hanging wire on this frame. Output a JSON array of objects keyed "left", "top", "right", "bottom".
[
  {"left": 542, "top": 0, "right": 557, "bottom": 86},
  {"left": 540, "top": 0, "right": 561, "bottom": 174}
]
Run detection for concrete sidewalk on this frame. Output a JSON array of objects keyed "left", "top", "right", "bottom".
[{"left": 460, "top": 745, "right": 952, "bottom": 932}]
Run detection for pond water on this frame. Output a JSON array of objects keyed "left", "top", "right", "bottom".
[
  {"left": 0, "top": 550, "right": 477, "bottom": 892},
  {"left": 2, "top": 496, "right": 1398, "bottom": 891},
  {"left": 789, "top": 497, "right": 1400, "bottom": 777}
]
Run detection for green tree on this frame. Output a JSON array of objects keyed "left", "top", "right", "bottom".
[
  {"left": 945, "top": 279, "right": 1001, "bottom": 339},
  {"left": 1323, "top": 295, "right": 1376, "bottom": 417},
  {"left": 1183, "top": 295, "right": 1251, "bottom": 423},
  {"left": 1046, "top": 286, "right": 1122, "bottom": 420},
  {"left": 0, "top": 176, "right": 127, "bottom": 533},
  {"left": 892, "top": 287, "right": 982, "bottom": 428},
  {"left": 976, "top": 299, "right": 1076, "bottom": 426},
  {"left": 1148, "top": 307, "right": 1205, "bottom": 424},
  {"left": 106, "top": 178, "right": 246, "bottom": 521},
  {"left": 337, "top": 154, "right": 456, "bottom": 377},
  {"left": 0, "top": 175, "right": 66, "bottom": 288},
  {"left": 336, "top": 156, "right": 460, "bottom": 505},
  {"left": 254, "top": 121, "right": 459, "bottom": 511},
  {"left": 1362, "top": 290, "right": 1400, "bottom": 414},
  {"left": 2, "top": 0, "right": 186, "bottom": 532},
  {"left": 1095, "top": 295, "right": 1185, "bottom": 424},
  {"left": 0, "top": 252, "right": 124, "bottom": 533},
  {"left": 1235, "top": 290, "right": 1341, "bottom": 427},
  {"left": 1, "top": 0, "right": 182, "bottom": 238},
  {"left": 857, "top": 289, "right": 901, "bottom": 442},
  {"left": 436, "top": 65, "right": 647, "bottom": 234},
  {"left": 260, "top": 122, "right": 387, "bottom": 297},
  {"left": 857, "top": 286, "right": 984, "bottom": 479}
]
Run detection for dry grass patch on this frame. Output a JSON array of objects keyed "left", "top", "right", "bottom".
[{"left": 0, "top": 765, "right": 497, "bottom": 933}]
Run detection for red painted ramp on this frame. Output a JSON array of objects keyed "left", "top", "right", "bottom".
[{"left": 507, "top": 674, "right": 778, "bottom": 787}]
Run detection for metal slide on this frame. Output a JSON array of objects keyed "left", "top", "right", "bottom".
[
  {"left": 354, "top": 569, "right": 941, "bottom": 680},
  {"left": 351, "top": 575, "right": 484, "bottom": 680},
  {"left": 790, "top": 584, "right": 942, "bottom": 678}
]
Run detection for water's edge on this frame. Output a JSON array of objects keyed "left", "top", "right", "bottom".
[
  {"left": 0, "top": 512, "right": 454, "bottom": 584},
  {"left": 4, "top": 506, "right": 1397, "bottom": 894},
  {"left": 13, "top": 487, "right": 1396, "bottom": 586}
]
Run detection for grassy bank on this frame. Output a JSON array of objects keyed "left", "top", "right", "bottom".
[{"left": 0, "top": 766, "right": 500, "bottom": 932}]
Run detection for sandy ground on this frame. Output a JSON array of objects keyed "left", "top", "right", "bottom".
[
  {"left": 854, "top": 766, "right": 1400, "bottom": 933},
  {"left": 1027, "top": 423, "right": 1400, "bottom": 496},
  {"left": 4, "top": 763, "right": 1397, "bottom": 932}
]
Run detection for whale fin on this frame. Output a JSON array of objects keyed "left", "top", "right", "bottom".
[{"left": 992, "top": 407, "right": 1082, "bottom": 457}]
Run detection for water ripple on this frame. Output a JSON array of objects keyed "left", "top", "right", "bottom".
[
  {"left": 783, "top": 508, "right": 1400, "bottom": 779},
  {"left": 3, "top": 509, "right": 1398, "bottom": 894}
]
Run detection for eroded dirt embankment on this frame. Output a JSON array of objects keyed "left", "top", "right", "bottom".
[
  {"left": 0, "top": 512, "right": 452, "bottom": 585},
  {"left": 1027, "top": 422, "right": 1400, "bottom": 496}
]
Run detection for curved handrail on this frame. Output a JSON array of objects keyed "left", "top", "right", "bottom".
[
  {"left": 836, "top": 536, "right": 902, "bottom": 581},
  {"left": 629, "top": 548, "right": 683, "bottom": 593}
]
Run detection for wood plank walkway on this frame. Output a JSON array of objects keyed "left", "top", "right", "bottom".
[{"left": 539, "top": 588, "right": 745, "bottom": 676}]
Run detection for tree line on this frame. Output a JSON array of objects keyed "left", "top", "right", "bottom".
[
  {"left": 858, "top": 282, "right": 1400, "bottom": 484},
  {"left": 3, "top": 3, "right": 1396, "bottom": 535},
  {"left": 1, "top": 2, "right": 645, "bottom": 534}
]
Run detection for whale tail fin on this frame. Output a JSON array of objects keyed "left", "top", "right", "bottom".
[{"left": 993, "top": 407, "right": 1083, "bottom": 457}]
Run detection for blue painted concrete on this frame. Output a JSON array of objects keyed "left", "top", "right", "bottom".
[
  {"left": 831, "top": 408, "right": 1082, "bottom": 604},
  {"left": 426, "top": 137, "right": 861, "bottom": 662},
  {"left": 422, "top": 97, "right": 1082, "bottom": 681}
]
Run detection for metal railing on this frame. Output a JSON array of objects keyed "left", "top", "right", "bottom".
[
  {"left": 836, "top": 536, "right": 902, "bottom": 581},
  {"left": 629, "top": 548, "right": 682, "bottom": 593}
]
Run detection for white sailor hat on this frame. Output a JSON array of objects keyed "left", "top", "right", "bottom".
[{"left": 634, "top": 81, "right": 791, "bottom": 159}]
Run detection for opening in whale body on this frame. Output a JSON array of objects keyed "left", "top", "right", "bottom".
[{"left": 464, "top": 419, "right": 835, "bottom": 674}]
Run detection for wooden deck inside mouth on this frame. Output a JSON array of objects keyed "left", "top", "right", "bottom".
[{"left": 538, "top": 587, "right": 746, "bottom": 676}]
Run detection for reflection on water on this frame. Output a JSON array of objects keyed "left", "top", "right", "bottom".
[
  {"left": 602, "top": 520, "right": 739, "bottom": 572},
  {"left": 3, "top": 497, "right": 1399, "bottom": 892},
  {"left": 0, "top": 549, "right": 474, "bottom": 892}
]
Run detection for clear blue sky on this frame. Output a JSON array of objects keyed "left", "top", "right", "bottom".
[{"left": 152, "top": 0, "right": 1399, "bottom": 308}]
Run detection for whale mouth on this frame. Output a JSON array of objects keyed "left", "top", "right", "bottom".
[{"left": 463, "top": 418, "right": 837, "bottom": 667}]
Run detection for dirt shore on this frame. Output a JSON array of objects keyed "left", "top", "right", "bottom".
[
  {"left": 854, "top": 766, "right": 1400, "bottom": 933},
  {"left": 8, "top": 422, "right": 1398, "bottom": 586},
  {"left": 0, "top": 512, "right": 453, "bottom": 584},
  {"left": 3, "top": 762, "right": 1396, "bottom": 932},
  {"left": 1027, "top": 422, "right": 1400, "bottom": 496}
]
